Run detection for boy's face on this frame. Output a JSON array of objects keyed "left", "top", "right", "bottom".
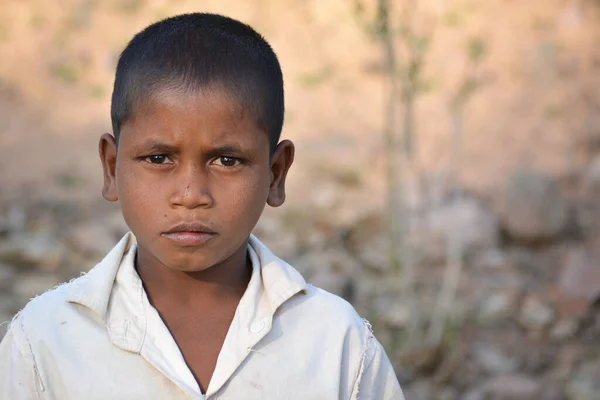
[{"left": 99, "top": 87, "right": 294, "bottom": 273}]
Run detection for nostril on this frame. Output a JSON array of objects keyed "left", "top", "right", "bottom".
[{"left": 170, "top": 180, "right": 213, "bottom": 209}]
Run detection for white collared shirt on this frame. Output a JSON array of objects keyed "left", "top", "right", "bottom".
[{"left": 0, "top": 233, "right": 404, "bottom": 399}]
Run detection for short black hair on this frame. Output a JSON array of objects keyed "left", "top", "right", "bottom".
[{"left": 111, "top": 13, "right": 284, "bottom": 152}]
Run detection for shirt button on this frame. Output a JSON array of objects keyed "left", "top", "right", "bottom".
[{"left": 250, "top": 320, "right": 265, "bottom": 333}]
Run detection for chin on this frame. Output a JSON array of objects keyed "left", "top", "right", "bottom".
[
  {"left": 160, "top": 261, "right": 216, "bottom": 273},
  {"left": 165, "top": 255, "right": 217, "bottom": 273},
  {"left": 175, "top": 265, "right": 214, "bottom": 273}
]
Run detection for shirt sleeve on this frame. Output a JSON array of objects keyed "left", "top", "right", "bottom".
[
  {"left": 0, "top": 317, "right": 43, "bottom": 400},
  {"left": 351, "top": 331, "right": 405, "bottom": 400}
]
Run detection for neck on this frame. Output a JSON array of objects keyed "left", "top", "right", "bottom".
[{"left": 135, "top": 242, "right": 252, "bottom": 307}]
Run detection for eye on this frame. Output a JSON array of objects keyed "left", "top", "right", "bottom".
[
  {"left": 213, "top": 156, "right": 241, "bottom": 167},
  {"left": 143, "top": 155, "right": 173, "bottom": 165}
]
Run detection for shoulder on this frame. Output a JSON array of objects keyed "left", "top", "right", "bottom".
[
  {"left": 281, "top": 280, "right": 372, "bottom": 341},
  {"left": 304, "top": 284, "right": 364, "bottom": 322},
  {"left": 11, "top": 275, "right": 86, "bottom": 339},
  {"left": 12, "top": 232, "right": 134, "bottom": 339},
  {"left": 2, "top": 276, "right": 82, "bottom": 367}
]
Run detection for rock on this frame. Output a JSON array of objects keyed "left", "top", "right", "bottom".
[
  {"left": 558, "top": 247, "right": 600, "bottom": 301},
  {"left": 353, "top": 234, "right": 390, "bottom": 273},
  {"left": 433, "top": 354, "right": 462, "bottom": 386},
  {"left": 0, "top": 217, "right": 9, "bottom": 238},
  {"left": 0, "top": 231, "right": 65, "bottom": 270},
  {"left": 550, "top": 319, "right": 578, "bottom": 340},
  {"left": 484, "top": 268, "right": 523, "bottom": 291},
  {"left": 518, "top": 295, "right": 555, "bottom": 330},
  {"left": 583, "top": 154, "right": 600, "bottom": 190},
  {"left": 0, "top": 263, "right": 16, "bottom": 291},
  {"left": 13, "top": 272, "right": 62, "bottom": 304},
  {"left": 341, "top": 212, "right": 390, "bottom": 272},
  {"left": 403, "top": 380, "right": 433, "bottom": 400},
  {"left": 104, "top": 211, "right": 130, "bottom": 238},
  {"left": 437, "top": 388, "right": 459, "bottom": 400},
  {"left": 461, "top": 390, "right": 485, "bottom": 400},
  {"left": 311, "top": 183, "right": 341, "bottom": 210},
  {"left": 536, "top": 379, "right": 566, "bottom": 400},
  {"left": 67, "top": 219, "right": 122, "bottom": 257},
  {"left": 472, "top": 343, "right": 520, "bottom": 375},
  {"left": 500, "top": 170, "right": 569, "bottom": 243},
  {"left": 505, "top": 247, "right": 538, "bottom": 272},
  {"left": 399, "top": 343, "right": 445, "bottom": 376},
  {"left": 479, "top": 291, "right": 518, "bottom": 320},
  {"left": 345, "top": 197, "right": 499, "bottom": 269},
  {"left": 67, "top": 211, "right": 130, "bottom": 258},
  {"left": 550, "top": 289, "right": 589, "bottom": 319},
  {"left": 0, "top": 293, "right": 20, "bottom": 316},
  {"left": 6, "top": 205, "right": 26, "bottom": 231},
  {"left": 566, "top": 359, "right": 600, "bottom": 400},
  {"left": 481, "top": 374, "right": 541, "bottom": 400},
  {"left": 292, "top": 246, "right": 361, "bottom": 300},
  {"left": 379, "top": 301, "right": 411, "bottom": 329},
  {"left": 412, "top": 197, "right": 500, "bottom": 263},
  {"left": 522, "top": 346, "right": 554, "bottom": 373},
  {"left": 556, "top": 344, "right": 582, "bottom": 379},
  {"left": 253, "top": 214, "right": 298, "bottom": 258},
  {"left": 472, "top": 249, "right": 508, "bottom": 270}
]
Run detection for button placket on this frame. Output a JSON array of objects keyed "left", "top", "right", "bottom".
[
  {"left": 250, "top": 320, "right": 265, "bottom": 333},
  {"left": 246, "top": 317, "right": 272, "bottom": 353}
]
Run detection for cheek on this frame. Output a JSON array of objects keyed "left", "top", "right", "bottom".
[
  {"left": 117, "top": 169, "right": 161, "bottom": 221},
  {"left": 118, "top": 163, "right": 158, "bottom": 197},
  {"left": 221, "top": 173, "right": 269, "bottom": 219}
]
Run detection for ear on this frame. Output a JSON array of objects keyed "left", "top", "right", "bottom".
[
  {"left": 267, "top": 139, "right": 295, "bottom": 207},
  {"left": 99, "top": 133, "right": 119, "bottom": 202}
]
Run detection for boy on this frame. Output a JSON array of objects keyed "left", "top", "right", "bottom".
[{"left": 0, "top": 13, "right": 403, "bottom": 399}]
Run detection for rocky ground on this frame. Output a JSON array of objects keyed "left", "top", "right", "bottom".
[{"left": 3, "top": 163, "right": 600, "bottom": 399}]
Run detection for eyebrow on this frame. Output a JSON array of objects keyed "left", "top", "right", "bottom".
[
  {"left": 205, "top": 145, "right": 246, "bottom": 159},
  {"left": 137, "top": 141, "right": 248, "bottom": 157},
  {"left": 138, "top": 141, "right": 179, "bottom": 154}
]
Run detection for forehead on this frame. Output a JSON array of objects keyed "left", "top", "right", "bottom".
[{"left": 119, "top": 85, "right": 268, "bottom": 149}]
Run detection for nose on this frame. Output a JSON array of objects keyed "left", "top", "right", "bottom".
[{"left": 169, "top": 163, "right": 214, "bottom": 209}]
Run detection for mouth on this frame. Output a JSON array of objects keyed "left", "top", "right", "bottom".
[{"left": 161, "top": 222, "right": 217, "bottom": 246}]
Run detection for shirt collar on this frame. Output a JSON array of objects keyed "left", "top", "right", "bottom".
[
  {"left": 65, "top": 232, "right": 136, "bottom": 322},
  {"left": 247, "top": 234, "right": 308, "bottom": 314},
  {"left": 65, "top": 232, "right": 308, "bottom": 350}
]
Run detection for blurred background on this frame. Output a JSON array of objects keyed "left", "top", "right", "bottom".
[{"left": 1, "top": 0, "right": 600, "bottom": 398}]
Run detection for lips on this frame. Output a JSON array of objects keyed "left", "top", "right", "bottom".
[{"left": 162, "top": 222, "right": 217, "bottom": 246}]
